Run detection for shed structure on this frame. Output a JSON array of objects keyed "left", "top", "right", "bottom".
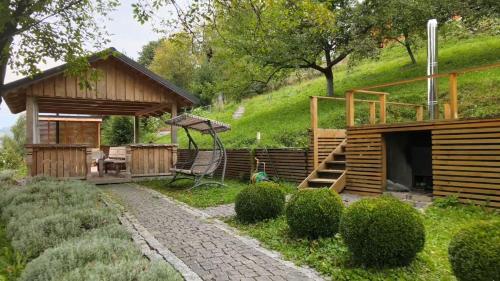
[{"left": 0, "top": 48, "right": 199, "bottom": 183}]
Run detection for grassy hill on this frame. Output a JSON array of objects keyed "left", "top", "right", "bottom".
[{"left": 159, "top": 35, "right": 500, "bottom": 149}]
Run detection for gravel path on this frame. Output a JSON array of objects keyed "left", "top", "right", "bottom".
[{"left": 103, "top": 183, "right": 323, "bottom": 281}]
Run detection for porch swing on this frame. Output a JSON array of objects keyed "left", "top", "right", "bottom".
[{"left": 166, "top": 113, "right": 230, "bottom": 189}]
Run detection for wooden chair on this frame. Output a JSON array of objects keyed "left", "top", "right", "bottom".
[{"left": 103, "top": 147, "right": 127, "bottom": 174}]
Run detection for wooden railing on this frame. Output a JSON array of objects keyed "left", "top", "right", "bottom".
[
  {"left": 26, "top": 144, "right": 91, "bottom": 179},
  {"left": 345, "top": 62, "right": 500, "bottom": 127},
  {"left": 310, "top": 96, "right": 346, "bottom": 169}
]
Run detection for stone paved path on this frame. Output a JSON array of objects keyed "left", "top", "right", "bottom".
[{"left": 103, "top": 184, "right": 322, "bottom": 281}]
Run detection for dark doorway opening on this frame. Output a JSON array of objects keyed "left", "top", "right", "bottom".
[{"left": 385, "top": 131, "right": 433, "bottom": 193}]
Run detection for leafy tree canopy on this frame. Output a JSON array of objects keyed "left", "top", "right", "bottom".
[
  {"left": 0, "top": 0, "right": 119, "bottom": 104},
  {"left": 137, "top": 39, "right": 163, "bottom": 67}
]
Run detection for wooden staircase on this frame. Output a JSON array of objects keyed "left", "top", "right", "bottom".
[{"left": 299, "top": 139, "right": 347, "bottom": 193}]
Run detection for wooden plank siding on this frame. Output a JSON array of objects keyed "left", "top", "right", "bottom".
[
  {"left": 26, "top": 144, "right": 89, "bottom": 179},
  {"left": 345, "top": 118, "right": 500, "bottom": 207},
  {"left": 129, "top": 144, "right": 176, "bottom": 177},
  {"left": 344, "top": 133, "right": 385, "bottom": 196},
  {"left": 431, "top": 122, "right": 500, "bottom": 208},
  {"left": 28, "top": 59, "right": 174, "bottom": 105},
  {"left": 39, "top": 120, "right": 100, "bottom": 148}
]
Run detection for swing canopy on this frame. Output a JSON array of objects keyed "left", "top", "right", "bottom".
[
  {"left": 166, "top": 113, "right": 230, "bottom": 134},
  {"left": 166, "top": 113, "right": 230, "bottom": 188}
]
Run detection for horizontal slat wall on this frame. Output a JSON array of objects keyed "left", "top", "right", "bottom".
[
  {"left": 344, "top": 133, "right": 385, "bottom": 195},
  {"left": 178, "top": 149, "right": 252, "bottom": 180},
  {"left": 26, "top": 145, "right": 89, "bottom": 179},
  {"left": 178, "top": 148, "right": 310, "bottom": 183},
  {"left": 255, "top": 149, "right": 310, "bottom": 183},
  {"left": 432, "top": 122, "right": 500, "bottom": 208},
  {"left": 129, "top": 145, "right": 175, "bottom": 177}
]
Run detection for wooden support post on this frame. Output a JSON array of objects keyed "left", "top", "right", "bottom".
[
  {"left": 444, "top": 103, "right": 451, "bottom": 119},
  {"left": 133, "top": 116, "right": 140, "bottom": 143},
  {"left": 416, "top": 106, "right": 424, "bottom": 121},
  {"left": 26, "top": 146, "right": 34, "bottom": 177},
  {"left": 369, "top": 102, "right": 376, "bottom": 124},
  {"left": 171, "top": 103, "right": 178, "bottom": 144},
  {"left": 26, "top": 96, "right": 40, "bottom": 144},
  {"left": 86, "top": 147, "right": 93, "bottom": 180},
  {"left": 97, "top": 122, "right": 101, "bottom": 148},
  {"left": 346, "top": 91, "right": 355, "bottom": 127},
  {"left": 125, "top": 146, "right": 132, "bottom": 179},
  {"left": 310, "top": 96, "right": 319, "bottom": 168},
  {"left": 449, "top": 73, "right": 458, "bottom": 119},
  {"left": 379, "top": 94, "right": 386, "bottom": 124}
]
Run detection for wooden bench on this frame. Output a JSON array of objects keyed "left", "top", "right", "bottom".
[{"left": 103, "top": 147, "right": 127, "bottom": 174}]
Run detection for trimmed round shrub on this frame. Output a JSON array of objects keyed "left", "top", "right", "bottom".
[
  {"left": 235, "top": 182, "right": 286, "bottom": 223},
  {"left": 448, "top": 221, "right": 500, "bottom": 281},
  {"left": 285, "top": 189, "right": 344, "bottom": 238},
  {"left": 340, "top": 196, "right": 425, "bottom": 267}
]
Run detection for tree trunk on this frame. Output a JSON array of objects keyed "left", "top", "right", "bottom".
[
  {"left": 324, "top": 67, "right": 334, "bottom": 97},
  {"left": 404, "top": 41, "right": 417, "bottom": 64}
]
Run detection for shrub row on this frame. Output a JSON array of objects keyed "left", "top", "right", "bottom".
[
  {"left": 235, "top": 185, "right": 425, "bottom": 268},
  {"left": 0, "top": 178, "right": 182, "bottom": 281}
]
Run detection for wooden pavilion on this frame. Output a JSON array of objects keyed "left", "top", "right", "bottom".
[{"left": 0, "top": 48, "right": 199, "bottom": 183}]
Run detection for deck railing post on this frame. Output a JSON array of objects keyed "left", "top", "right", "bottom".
[
  {"left": 369, "top": 102, "right": 376, "bottom": 124},
  {"left": 310, "top": 96, "right": 319, "bottom": 169},
  {"left": 379, "top": 94, "right": 387, "bottom": 124},
  {"left": 449, "top": 73, "right": 458, "bottom": 119},
  {"left": 346, "top": 91, "right": 355, "bottom": 127},
  {"left": 416, "top": 106, "right": 424, "bottom": 121}
]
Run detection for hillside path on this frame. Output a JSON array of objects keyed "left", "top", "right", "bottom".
[{"left": 102, "top": 183, "right": 323, "bottom": 281}]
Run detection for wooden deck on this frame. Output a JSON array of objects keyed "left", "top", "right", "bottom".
[{"left": 345, "top": 118, "right": 500, "bottom": 208}]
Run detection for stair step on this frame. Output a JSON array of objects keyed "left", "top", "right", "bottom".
[
  {"left": 308, "top": 178, "right": 336, "bottom": 184},
  {"left": 326, "top": 161, "right": 345, "bottom": 164},
  {"left": 318, "top": 169, "right": 344, "bottom": 174}
]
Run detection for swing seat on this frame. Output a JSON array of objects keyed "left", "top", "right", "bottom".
[
  {"left": 171, "top": 150, "right": 222, "bottom": 176},
  {"left": 165, "top": 114, "right": 230, "bottom": 189}
]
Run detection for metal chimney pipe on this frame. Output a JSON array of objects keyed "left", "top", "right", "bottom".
[{"left": 427, "top": 19, "right": 439, "bottom": 120}]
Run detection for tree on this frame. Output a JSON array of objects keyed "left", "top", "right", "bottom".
[
  {"left": 0, "top": 114, "right": 26, "bottom": 170},
  {"left": 137, "top": 39, "right": 163, "bottom": 67},
  {"left": 101, "top": 116, "right": 133, "bottom": 146},
  {"left": 133, "top": 0, "right": 378, "bottom": 97},
  {"left": 370, "top": 0, "right": 432, "bottom": 64},
  {"left": 149, "top": 33, "right": 197, "bottom": 90},
  {"left": 0, "top": 0, "right": 119, "bottom": 103}
]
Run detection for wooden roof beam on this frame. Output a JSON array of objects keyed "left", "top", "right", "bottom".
[{"left": 135, "top": 103, "right": 170, "bottom": 116}]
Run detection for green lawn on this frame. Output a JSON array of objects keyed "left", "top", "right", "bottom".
[
  {"left": 158, "top": 35, "right": 500, "bottom": 149},
  {"left": 138, "top": 178, "right": 296, "bottom": 208},
  {"left": 227, "top": 205, "right": 500, "bottom": 281}
]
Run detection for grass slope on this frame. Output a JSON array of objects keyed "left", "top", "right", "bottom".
[{"left": 159, "top": 35, "right": 500, "bottom": 149}]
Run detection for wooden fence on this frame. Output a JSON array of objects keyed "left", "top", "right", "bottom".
[
  {"left": 128, "top": 144, "right": 176, "bottom": 177},
  {"left": 178, "top": 148, "right": 310, "bottom": 183},
  {"left": 26, "top": 144, "right": 90, "bottom": 179}
]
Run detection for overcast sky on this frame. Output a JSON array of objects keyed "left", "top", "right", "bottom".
[{"left": 0, "top": 0, "right": 168, "bottom": 129}]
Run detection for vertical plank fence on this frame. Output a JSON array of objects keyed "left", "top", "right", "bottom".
[{"left": 25, "top": 144, "right": 89, "bottom": 179}]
